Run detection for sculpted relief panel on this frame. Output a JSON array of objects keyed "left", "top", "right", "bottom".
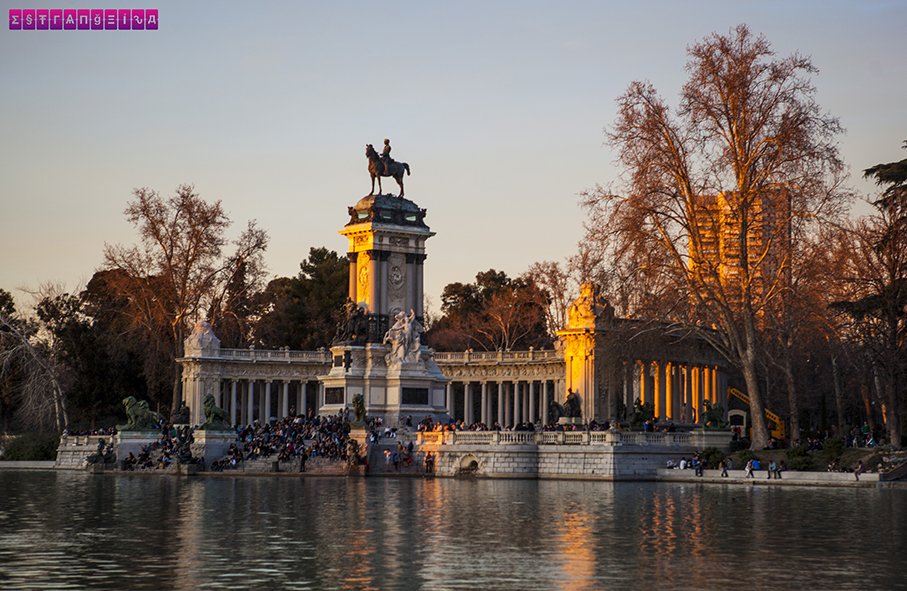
[{"left": 387, "top": 252, "right": 406, "bottom": 313}]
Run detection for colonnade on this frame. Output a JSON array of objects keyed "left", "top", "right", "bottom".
[
  {"left": 444, "top": 379, "right": 562, "bottom": 427},
  {"left": 181, "top": 375, "right": 323, "bottom": 426},
  {"left": 628, "top": 360, "right": 725, "bottom": 423}
]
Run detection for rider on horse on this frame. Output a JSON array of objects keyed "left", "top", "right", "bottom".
[{"left": 381, "top": 138, "right": 394, "bottom": 174}]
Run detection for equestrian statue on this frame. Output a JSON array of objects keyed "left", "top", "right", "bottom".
[{"left": 366, "top": 138, "right": 410, "bottom": 197}]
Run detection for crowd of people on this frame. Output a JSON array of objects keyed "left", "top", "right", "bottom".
[{"left": 109, "top": 411, "right": 358, "bottom": 472}]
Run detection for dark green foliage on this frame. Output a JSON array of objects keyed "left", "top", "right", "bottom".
[
  {"left": 2, "top": 432, "right": 59, "bottom": 461},
  {"left": 0, "top": 289, "right": 15, "bottom": 317},
  {"left": 863, "top": 139, "right": 907, "bottom": 209},
  {"left": 254, "top": 247, "right": 347, "bottom": 350},
  {"left": 729, "top": 438, "right": 751, "bottom": 452},
  {"left": 738, "top": 449, "right": 757, "bottom": 465},
  {"left": 699, "top": 447, "right": 725, "bottom": 469},
  {"left": 817, "top": 437, "right": 845, "bottom": 468},
  {"left": 785, "top": 446, "right": 814, "bottom": 471}
]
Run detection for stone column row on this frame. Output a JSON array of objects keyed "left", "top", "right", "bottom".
[
  {"left": 184, "top": 378, "right": 320, "bottom": 427},
  {"left": 446, "top": 379, "right": 561, "bottom": 427},
  {"left": 630, "top": 360, "right": 725, "bottom": 423}
]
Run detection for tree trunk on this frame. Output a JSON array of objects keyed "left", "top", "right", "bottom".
[
  {"left": 885, "top": 378, "right": 901, "bottom": 449},
  {"left": 830, "top": 354, "right": 846, "bottom": 437},
  {"left": 860, "top": 383, "right": 876, "bottom": 432},
  {"left": 741, "top": 355, "right": 771, "bottom": 450},
  {"left": 782, "top": 361, "right": 800, "bottom": 447}
]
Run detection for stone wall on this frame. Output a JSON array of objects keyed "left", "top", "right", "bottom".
[
  {"left": 54, "top": 435, "right": 107, "bottom": 470},
  {"left": 434, "top": 443, "right": 680, "bottom": 480}
]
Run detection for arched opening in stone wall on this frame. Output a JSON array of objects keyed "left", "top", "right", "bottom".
[{"left": 457, "top": 454, "right": 481, "bottom": 476}]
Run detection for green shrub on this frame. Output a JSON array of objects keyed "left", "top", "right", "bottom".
[
  {"left": 818, "top": 438, "right": 845, "bottom": 468},
  {"left": 737, "top": 449, "right": 757, "bottom": 464},
  {"left": 699, "top": 447, "right": 726, "bottom": 469},
  {"left": 729, "top": 438, "right": 751, "bottom": 452},
  {"left": 2, "top": 432, "right": 60, "bottom": 461},
  {"left": 785, "top": 446, "right": 813, "bottom": 471}
]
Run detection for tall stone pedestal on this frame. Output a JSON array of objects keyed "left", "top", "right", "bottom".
[
  {"left": 115, "top": 430, "right": 159, "bottom": 463},
  {"left": 322, "top": 194, "right": 450, "bottom": 424},
  {"left": 319, "top": 344, "right": 448, "bottom": 425},
  {"left": 190, "top": 430, "right": 236, "bottom": 465}
]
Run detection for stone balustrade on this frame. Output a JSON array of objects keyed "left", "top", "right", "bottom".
[
  {"left": 216, "top": 348, "right": 332, "bottom": 363},
  {"left": 417, "top": 429, "right": 732, "bottom": 449},
  {"left": 433, "top": 349, "right": 561, "bottom": 363}
]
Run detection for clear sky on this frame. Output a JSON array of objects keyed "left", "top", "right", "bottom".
[{"left": 1, "top": 1, "right": 905, "bottom": 313}]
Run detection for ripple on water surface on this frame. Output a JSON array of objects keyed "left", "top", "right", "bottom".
[{"left": 0, "top": 472, "right": 905, "bottom": 590}]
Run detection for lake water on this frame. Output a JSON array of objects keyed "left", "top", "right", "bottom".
[{"left": 0, "top": 471, "right": 904, "bottom": 590}]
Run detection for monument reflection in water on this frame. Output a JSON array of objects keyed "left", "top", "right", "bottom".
[{"left": 1, "top": 472, "right": 905, "bottom": 590}]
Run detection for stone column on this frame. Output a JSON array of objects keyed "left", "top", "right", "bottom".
[
  {"left": 230, "top": 380, "right": 238, "bottom": 426},
  {"left": 445, "top": 382, "right": 452, "bottom": 416},
  {"left": 247, "top": 380, "right": 255, "bottom": 425},
  {"left": 691, "top": 367, "right": 700, "bottom": 423},
  {"left": 683, "top": 366, "right": 692, "bottom": 422},
  {"left": 481, "top": 382, "right": 488, "bottom": 425},
  {"left": 712, "top": 365, "right": 719, "bottom": 405},
  {"left": 513, "top": 382, "right": 522, "bottom": 424},
  {"left": 347, "top": 252, "right": 358, "bottom": 302},
  {"left": 281, "top": 381, "right": 290, "bottom": 418},
  {"left": 637, "top": 361, "right": 646, "bottom": 405},
  {"left": 405, "top": 254, "right": 417, "bottom": 313},
  {"left": 379, "top": 251, "right": 389, "bottom": 315},
  {"left": 497, "top": 381, "right": 504, "bottom": 426},
  {"left": 368, "top": 251, "right": 379, "bottom": 314},
  {"left": 414, "top": 254, "right": 426, "bottom": 318},
  {"left": 529, "top": 381, "right": 536, "bottom": 424},
  {"left": 654, "top": 361, "right": 664, "bottom": 420},
  {"left": 542, "top": 380, "right": 550, "bottom": 426},
  {"left": 504, "top": 383, "right": 512, "bottom": 427},
  {"left": 301, "top": 381, "right": 308, "bottom": 417},
  {"left": 464, "top": 381, "right": 473, "bottom": 424},
  {"left": 263, "top": 381, "right": 272, "bottom": 423},
  {"left": 663, "top": 363, "right": 673, "bottom": 421}
]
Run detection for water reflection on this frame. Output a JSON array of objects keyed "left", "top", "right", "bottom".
[{"left": 0, "top": 472, "right": 905, "bottom": 590}]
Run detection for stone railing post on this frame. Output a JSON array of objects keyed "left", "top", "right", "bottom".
[
  {"left": 557, "top": 432, "right": 565, "bottom": 445},
  {"left": 492, "top": 432, "right": 500, "bottom": 444},
  {"left": 582, "top": 432, "right": 591, "bottom": 445}
]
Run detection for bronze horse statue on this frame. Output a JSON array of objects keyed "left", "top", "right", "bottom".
[{"left": 366, "top": 144, "right": 410, "bottom": 197}]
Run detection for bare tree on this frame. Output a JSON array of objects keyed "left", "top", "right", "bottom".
[
  {"left": 103, "top": 185, "right": 269, "bottom": 412},
  {"left": 0, "top": 311, "right": 69, "bottom": 432},
  {"left": 525, "top": 260, "right": 576, "bottom": 333},
  {"left": 585, "top": 25, "right": 847, "bottom": 449}
]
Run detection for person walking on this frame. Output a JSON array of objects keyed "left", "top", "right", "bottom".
[
  {"left": 719, "top": 459, "right": 728, "bottom": 477},
  {"left": 745, "top": 459, "right": 754, "bottom": 478}
]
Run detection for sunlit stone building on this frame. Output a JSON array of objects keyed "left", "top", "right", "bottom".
[{"left": 178, "top": 193, "right": 731, "bottom": 427}]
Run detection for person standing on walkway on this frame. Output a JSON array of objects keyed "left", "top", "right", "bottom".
[
  {"left": 745, "top": 459, "right": 754, "bottom": 478},
  {"left": 719, "top": 459, "right": 728, "bottom": 477},
  {"left": 854, "top": 460, "right": 865, "bottom": 481}
]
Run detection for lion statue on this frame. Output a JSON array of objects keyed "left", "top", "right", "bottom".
[
  {"left": 351, "top": 393, "right": 367, "bottom": 426},
  {"left": 200, "top": 393, "right": 231, "bottom": 430},
  {"left": 119, "top": 396, "right": 162, "bottom": 431}
]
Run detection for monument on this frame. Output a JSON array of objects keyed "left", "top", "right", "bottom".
[
  {"left": 319, "top": 145, "right": 448, "bottom": 424},
  {"left": 114, "top": 395, "right": 162, "bottom": 464}
]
